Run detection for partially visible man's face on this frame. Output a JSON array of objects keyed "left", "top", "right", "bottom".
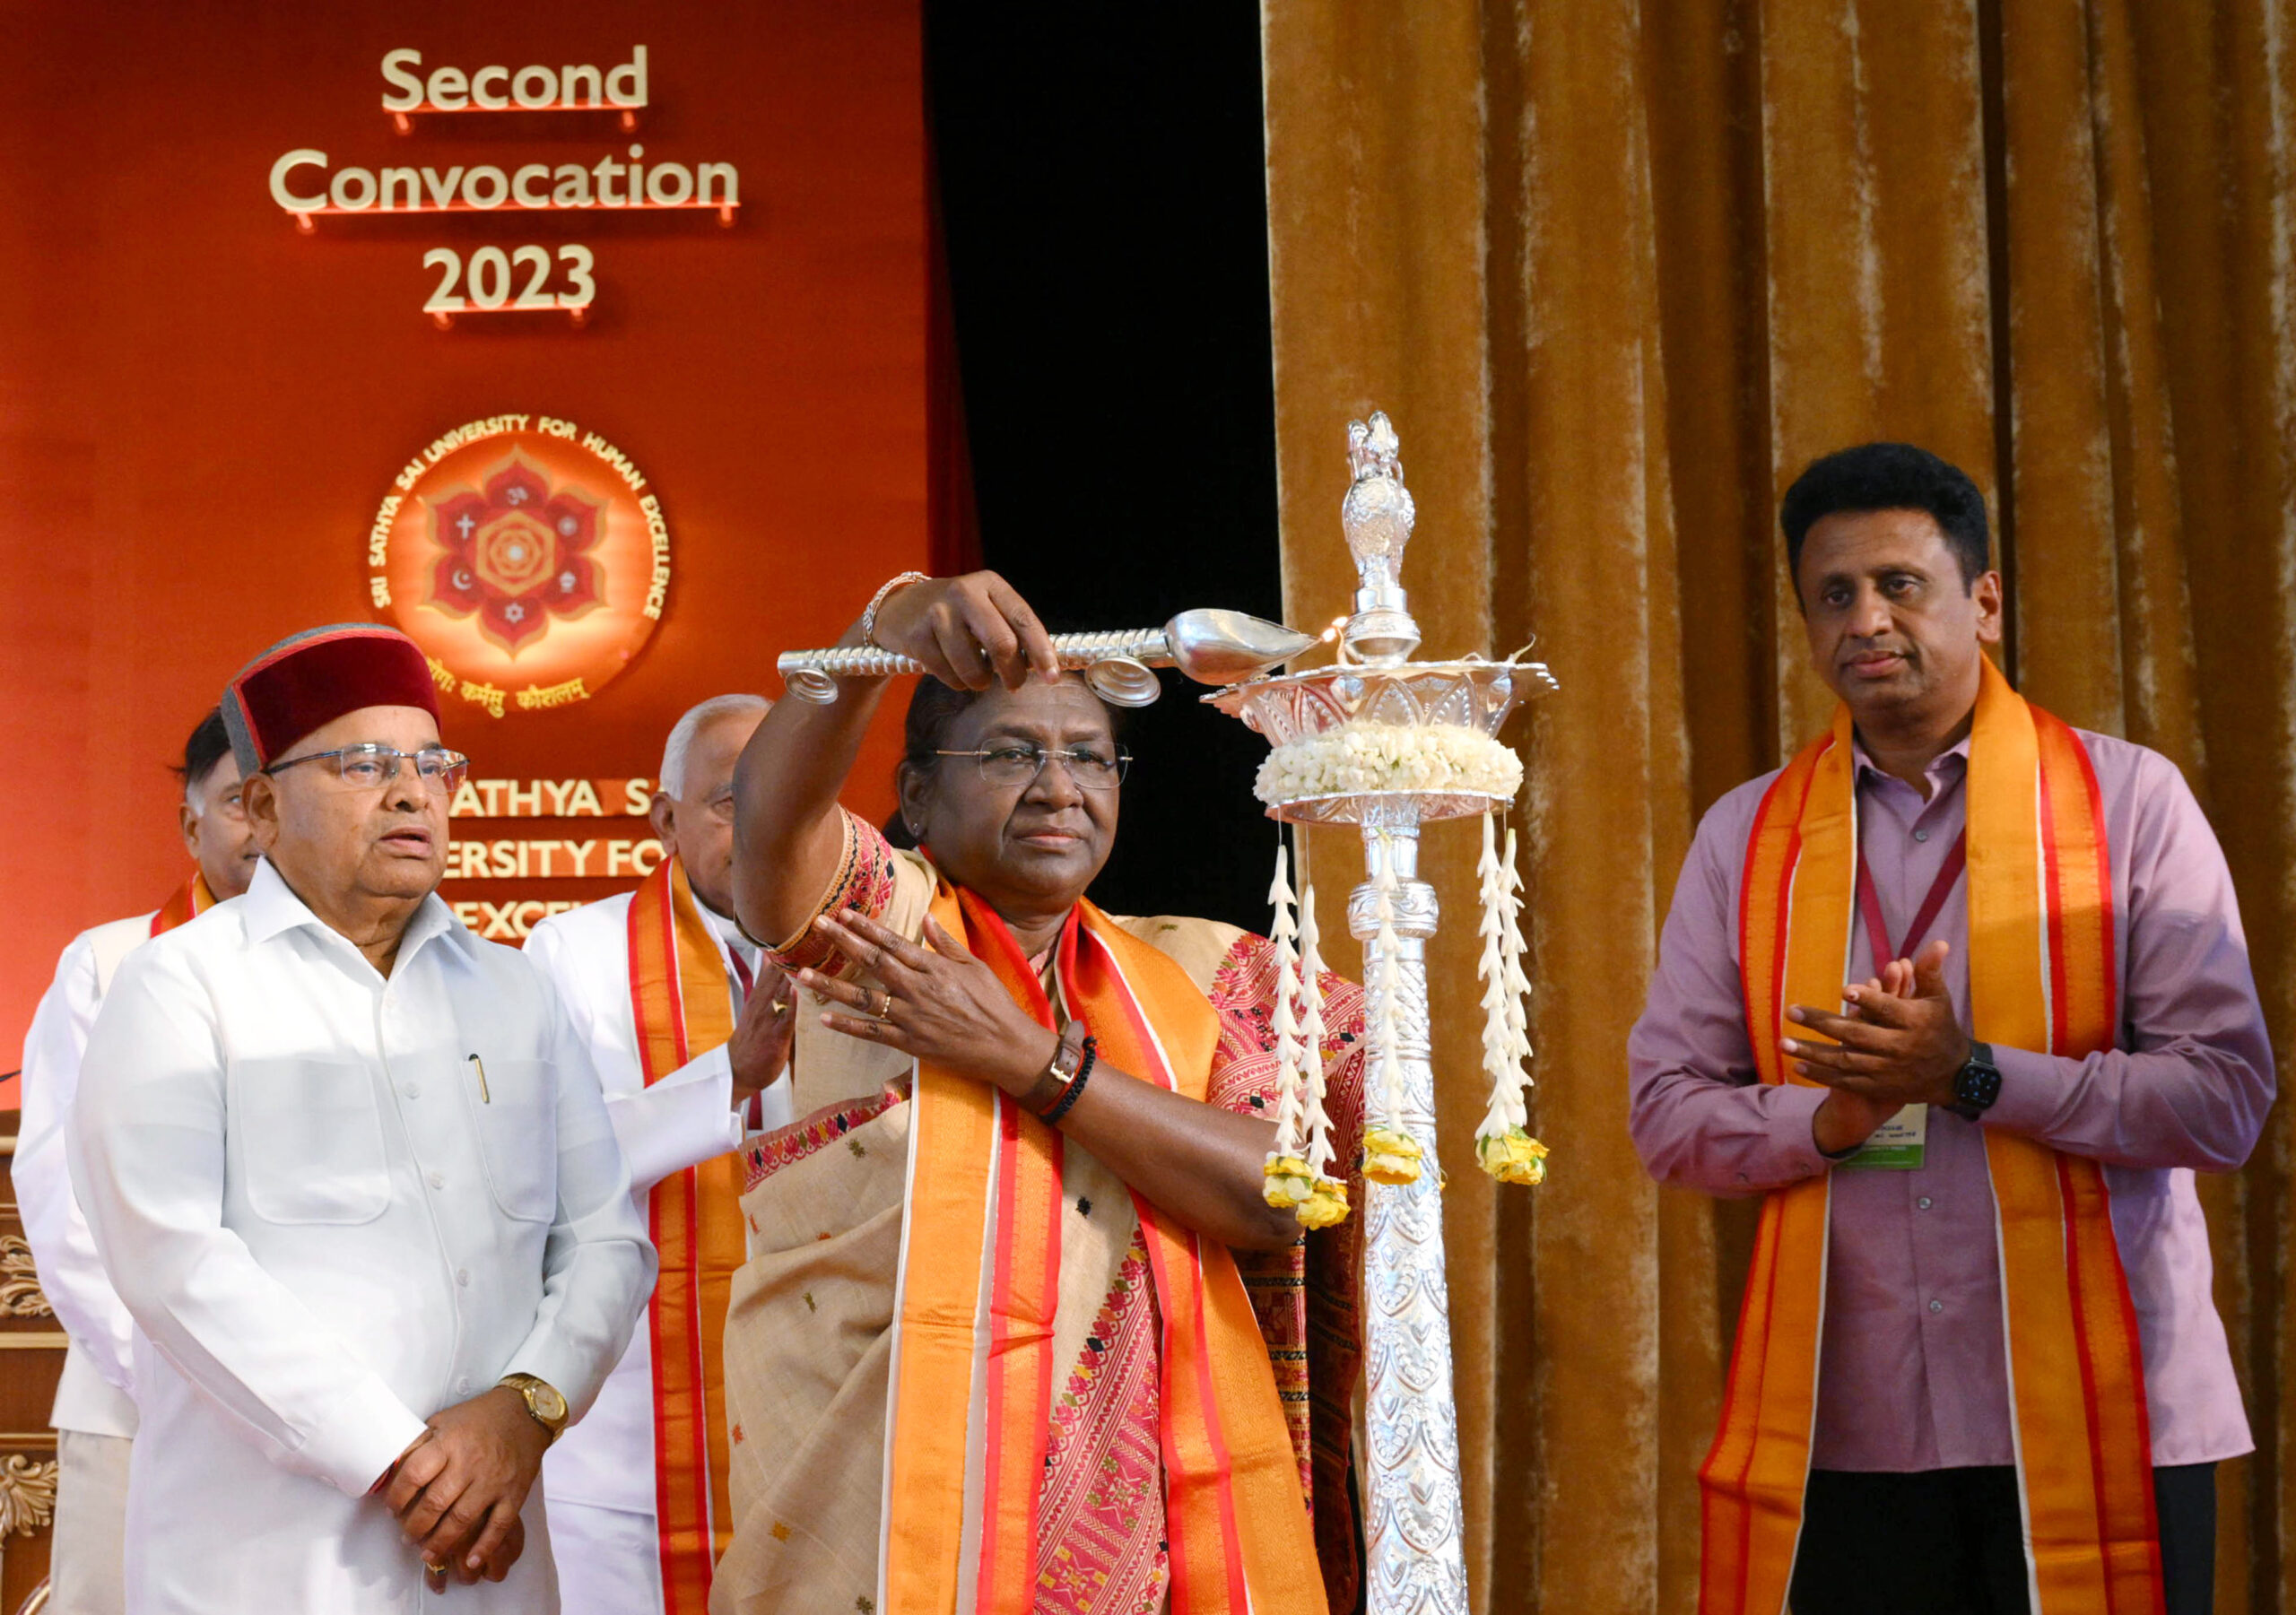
[
  {"left": 651, "top": 708, "right": 768, "bottom": 917},
  {"left": 243, "top": 705, "right": 450, "bottom": 911},
  {"left": 179, "top": 755, "right": 261, "bottom": 899},
  {"left": 1796, "top": 508, "right": 2003, "bottom": 728}
]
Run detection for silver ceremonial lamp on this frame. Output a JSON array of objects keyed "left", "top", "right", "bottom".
[
  {"left": 774, "top": 412, "right": 1552, "bottom": 1613},
  {"left": 1205, "top": 412, "right": 1554, "bottom": 1615}
]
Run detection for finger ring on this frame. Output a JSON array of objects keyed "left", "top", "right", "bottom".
[
  {"left": 425, "top": 1561, "right": 447, "bottom": 1577},
  {"left": 874, "top": 988, "right": 893, "bottom": 1019},
  {"left": 770, "top": 998, "right": 791, "bottom": 1015}
]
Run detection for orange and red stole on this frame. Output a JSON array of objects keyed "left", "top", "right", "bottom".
[
  {"left": 627, "top": 855, "right": 748, "bottom": 1614},
  {"left": 881, "top": 881, "right": 1326, "bottom": 1615},
  {"left": 150, "top": 873, "right": 217, "bottom": 935},
  {"left": 1700, "top": 657, "right": 2161, "bottom": 1615}
]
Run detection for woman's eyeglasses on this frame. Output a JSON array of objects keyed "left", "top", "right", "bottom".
[{"left": 935, "top": 742, "right": 1131, "bottom": 792}]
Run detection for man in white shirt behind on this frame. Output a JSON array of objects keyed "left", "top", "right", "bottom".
[
  {"left": 69, "top": 624, "right": 654, "bottom": 1614},
  {"left": 526, "top": 693, "right": 795, "bottom": 1615},
  {"left": 17, "top": 708, "right": 258, "bottom": 1615}
]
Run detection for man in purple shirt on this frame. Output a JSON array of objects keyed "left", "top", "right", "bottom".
[{"left": 1629, "top": 442, "right": 2272, "bottom": 1615}]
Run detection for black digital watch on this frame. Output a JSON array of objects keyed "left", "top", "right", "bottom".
[{"left": 1945, "top": 1039, "right": 2002, "bottom": 1121}]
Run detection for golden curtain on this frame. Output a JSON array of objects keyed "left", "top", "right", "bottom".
[{"left": 1260, "top": 1, "right": 2296, "bottom": 1610}]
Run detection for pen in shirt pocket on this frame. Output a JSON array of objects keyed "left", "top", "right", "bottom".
[{"left": 467, "top": 1053, "right": 491, "bottom": 1104}]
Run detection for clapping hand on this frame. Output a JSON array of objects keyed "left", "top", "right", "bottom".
[{"left": 1787, "top": 942, "right": 1971, "bottom": 1156}]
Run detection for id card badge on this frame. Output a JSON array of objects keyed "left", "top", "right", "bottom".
[{"left": 1839, "top": 1103, "right": 1927, "bottom": 1170}]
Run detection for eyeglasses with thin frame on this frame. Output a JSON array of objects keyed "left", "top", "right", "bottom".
[
  {"left": 935, "top": 742, "right": 1131, "bottom": 792},
  {"left": 264, "top": 743, "right": 471, "bottom": 794}
]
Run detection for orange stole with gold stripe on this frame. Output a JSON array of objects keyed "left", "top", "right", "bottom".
[
  {"left": 1700, "top": 657, "right": 2161, "bottom": 1615},
  {"left": 627, "top": 855, "right": 748, "bottom": 1613},
  {"left": 881, "top": 882, "right": 1326, "bottom": 1615}
]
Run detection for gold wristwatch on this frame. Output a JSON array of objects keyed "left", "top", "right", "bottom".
[{"left": 500, "top": 1373, "right": 569, "bottom": 1445}]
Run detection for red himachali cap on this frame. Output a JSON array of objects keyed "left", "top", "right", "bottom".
[{"left": 222, "top": 624, "right": 441, "bottom": 774}]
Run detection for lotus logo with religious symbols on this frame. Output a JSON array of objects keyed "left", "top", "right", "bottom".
[
  {"left": 368, "top": 415, "right": 669, "bottom": 717},
  {"left": 425, "top": 451, "right": 605, "bottom": 653}
]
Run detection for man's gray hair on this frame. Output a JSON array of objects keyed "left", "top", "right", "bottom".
[{"left": 659, "top": 694, "right": 771, "bottom": 798}]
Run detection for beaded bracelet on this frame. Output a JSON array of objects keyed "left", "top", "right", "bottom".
[{"left": 1038, "top": 1037, "right": 1098, "bottom": 1126}]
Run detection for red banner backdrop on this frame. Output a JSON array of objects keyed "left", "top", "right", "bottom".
[{"left": 0, "top": 3, "right": 926, "bottom": 1071}]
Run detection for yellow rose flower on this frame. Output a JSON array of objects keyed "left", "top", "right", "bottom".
[
  {"left": 1475, "top": 1126, "right": 1550, "bottom": 1185},
  {"left": 1262, "top": 1153, "right": 1315, "bottom": 1209},
  {"left": 1295, "top": 1177, "right": 1352, "bottom": 1229},
  {"left": 1361, "top": 1123, "right": 1424, "bottom": 1185}
]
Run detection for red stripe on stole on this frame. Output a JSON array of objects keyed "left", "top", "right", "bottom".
[
  {"left": 670, "top": 877, "right": 714, "bottom": 1593},
  {"left": 2057, "top": 1153, "right": 2124, "bottom": 1598},
  {"left": 2072, "top": 724, "right": 2120, "bottom": 1033},
  {"left": 2037, "top": 745, "right": 2118, "bottom": 1575},
  {"left": 974, "top": 1094, "right": 1023, "bottom": 1597},
  {"left": 630, "top": 888, "right": 685, "bottom": 1609},
  {"left": 2040, "top": 748, "right": 2074, "bottom": 1060}
]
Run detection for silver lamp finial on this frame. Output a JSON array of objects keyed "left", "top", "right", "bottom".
[{"left": 1341, "top": 409, "right": 1422, "bottom": 664}]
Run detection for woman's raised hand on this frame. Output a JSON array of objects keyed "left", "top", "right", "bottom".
[
  {"left": 797, "top": 911, "right": 1059, "bottom": 1093},
  {"left": 866, "top": 571, "right": 1062, "bottom": 693}
]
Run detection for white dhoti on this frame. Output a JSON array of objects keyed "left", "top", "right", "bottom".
[{"left": 550, "top": 1501, "right": 666, "bottom": 1615}]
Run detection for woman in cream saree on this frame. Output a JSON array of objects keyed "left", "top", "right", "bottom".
[{"left": 716, "top": 572, "right": 1367, "bottom": 1615}]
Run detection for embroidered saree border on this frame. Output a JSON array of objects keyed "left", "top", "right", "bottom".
[
  {"left": 766, "top": 807, "right": 902, "bottom": 976},
  {"left": 742, "top": 1082, "right": 909, "bottom": 1192},
  {"left": 1698, "top": 662, "right": 2161, "bottom": 1615},
  {"left": 628, "top": 856, "right": 744, "bottom": 1614}
]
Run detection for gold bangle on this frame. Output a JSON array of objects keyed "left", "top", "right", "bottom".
[{"left": 859, "top": 570, "right": 932, "bottom": 650}]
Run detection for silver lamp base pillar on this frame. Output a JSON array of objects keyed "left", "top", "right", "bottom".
[{"left": 1352, "top": 814, "right": 1471, "bottom": 1615}]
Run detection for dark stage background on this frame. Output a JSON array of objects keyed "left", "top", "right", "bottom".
[{"left": 928, "top": 3, "right": 1288, "bottom": 935}]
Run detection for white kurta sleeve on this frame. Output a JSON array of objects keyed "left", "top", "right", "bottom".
[
  {"left": 606, "top": 1045, "right": 747, "bottom": 1191},
  {"left": 68, "top": 945, "right": 430, "bottom": 1497},
  {"left": 522, "top": 916, "right": 749, "bottom": 1193},
  {"left": 18, "top": 936, "right": 138, "bottom": 1393},
  {"left": 500, "top": 992, "right": 657, "bottom": 1419}
]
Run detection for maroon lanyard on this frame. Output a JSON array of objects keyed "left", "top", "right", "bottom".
[{"left": 1855, "top": 828, "right": 1967, "bottom": 967}]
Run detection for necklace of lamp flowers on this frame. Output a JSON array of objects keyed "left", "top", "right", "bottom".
[{"left": 1259, "top": 817, "right": 1548, "bottom": 1228}]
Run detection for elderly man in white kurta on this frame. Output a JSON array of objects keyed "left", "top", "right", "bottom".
[
  {"left": 69, "top": 624, "right": 654, "bottom": 1615},
  {"left": 526, "top": 694, "right": 794, "bottom": 1615},
  {"left": 16, "top": 708, "right": 258, "bottom": 1615}
]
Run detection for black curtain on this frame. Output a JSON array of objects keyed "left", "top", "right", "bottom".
[{"left": 926, "top": 4, "right": 1284, "bottom": 932}]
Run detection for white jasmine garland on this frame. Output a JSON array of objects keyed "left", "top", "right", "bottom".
[
  {"left": 1265, "top": 844, "right": 1306, "bottom": 1158},
  {"left": 1295, "top": 887, "right": 1338, "bottom": 1179},
  {"left": 1256, "top": 720, "right": 1525, "bottom": 807}
]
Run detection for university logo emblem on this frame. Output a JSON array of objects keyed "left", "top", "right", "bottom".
[{"left": 369, "top": 416, "right": 669, "bottom": 716}]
